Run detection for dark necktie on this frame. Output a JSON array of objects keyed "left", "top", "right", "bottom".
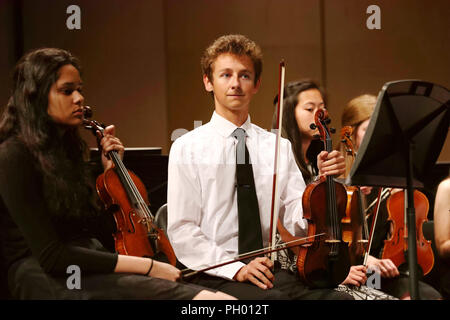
[{"left": 232, "top": 128, "right": 263, "bottom": 254}]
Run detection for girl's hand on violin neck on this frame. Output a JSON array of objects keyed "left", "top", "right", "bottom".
[
  {"left": 149, "top": 260, "right": 182, "bottom": 282},
  {"left": 233, "top": 257, "right": 274, "bottom": 290},
  {"left": 317, "top": 150, "right": 345, "bottom": 178},
  {"left": 98, "top": 125, "right": 125, "bottom": 171},
  {"left": 366, "top": 255, "right": 399, "bottom": 278},
  {"left": 341, "top": 265, "right": 367, "bottom": 287},
  {"left": 360, "top": 186, "right": 373, "bottom": 195}
]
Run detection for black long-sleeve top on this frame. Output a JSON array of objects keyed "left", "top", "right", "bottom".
[{"left": 0, "top": 137, "right": 118, "bottom": 276}]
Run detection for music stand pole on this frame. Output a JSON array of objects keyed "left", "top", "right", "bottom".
[
  {"left": 346, "top": 79, "right": 450, "bottom": 300},
  {"left": 406, "top": 142, "right": 420, "bottom": 300}
]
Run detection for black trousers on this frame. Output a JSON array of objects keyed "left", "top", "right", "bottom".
[
  {"left": 381, "top": 276, "right": 442, "bottom": 299},
  {"left": 187, "top": 268, "right": 354, "bottom": 300},
  {"left": 9, "top": 256, "right": 209, "bottom": 300}
]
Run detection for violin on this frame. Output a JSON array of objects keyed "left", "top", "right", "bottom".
[
  {"left": 83, "top": 107, "right": 177, "bottom": 265},
  {"left": 297, "top": 109, "right": 351, "bottom": 288},
  {"left": 382, "top": 189, "right": 434, "bottom": 276},
  {"left": 340, "top": 126, "right": 370, "bottom": 265}
]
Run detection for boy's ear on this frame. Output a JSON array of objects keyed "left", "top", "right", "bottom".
[
  {"left": 253, "top": 77, "right": 261, "bottom": 93},
  {"left": 203, "top": 74, "right": 214, "bottom": 92}
]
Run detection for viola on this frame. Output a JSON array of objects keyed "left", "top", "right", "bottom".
[
  {"left": 382, "top": 189, "right": 434, "bottom": 276},
  {"left": 83, "top": 107, "right": 177, "bottom": 265},
  {"left": 296, "top": 109, "right": 351, "bottom": 288},
  {"left": 340, "top": 126, "right": 370, "bottom": 265}
]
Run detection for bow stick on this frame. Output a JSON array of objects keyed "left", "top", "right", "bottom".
[
  {"left": 268, "top": 60, "right": 286, "bottom": 263},
  {"left": 181, "top": 233, "right": 325, "bottom": 279},
  {"left": 363, "top": 187, "right": 392, "bottom": 266}
]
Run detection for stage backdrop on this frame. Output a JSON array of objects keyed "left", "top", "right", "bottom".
[{"left": 0, "top": 0, "right": 448, "bottom": 161}]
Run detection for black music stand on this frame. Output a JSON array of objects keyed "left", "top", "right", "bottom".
[{"left": 346, "top": 80, "right": 450, "bottom": 299}]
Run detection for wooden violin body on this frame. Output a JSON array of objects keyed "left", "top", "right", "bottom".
[
  {"left": 96, "top": 168, "right": 176, "bottom": 264},
  {"left": 296, "top": 109, "right": 351, "bottom": 288},
  {"left": 298, "top": 176, "right": 350, "bottom": 288},
  {"left": 83, "top": 111, "right": 176, "bottom": 266},
  {"left": 382, "top": 190, "right": 434, "bottom": 276}
]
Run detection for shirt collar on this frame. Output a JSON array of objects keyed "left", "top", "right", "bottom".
[{"left": 210, "top": 111, "right": 253, "bottom": 138}]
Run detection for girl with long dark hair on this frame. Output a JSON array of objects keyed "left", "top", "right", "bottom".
[{"left": 0, "top": 48, "right": 233, "bottom": 300}]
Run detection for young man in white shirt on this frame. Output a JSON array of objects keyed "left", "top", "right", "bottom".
[{"left": 167, "top": 34, "right": 353, "bottom": 300}]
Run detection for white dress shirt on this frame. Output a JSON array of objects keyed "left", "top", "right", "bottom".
[{"left": 167, "top": 111, "right": 307, "bottom": 280}]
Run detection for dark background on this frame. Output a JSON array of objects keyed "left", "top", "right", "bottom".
[{"left": 0, "top": 0, "right": 448, "bottom": 157}]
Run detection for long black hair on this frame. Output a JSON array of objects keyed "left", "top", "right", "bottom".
[
  {"left": 0, "top": 48, "right": 99, "bottom": 230},
  {"left": 272, "top": 79, "right": 325, "bottom": 184}
]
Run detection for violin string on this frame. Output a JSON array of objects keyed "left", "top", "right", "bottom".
[
  {"left": 96, "top": 124, "right": 139, "bottom": 214},
  {"left": 110, "top": 149, "right": 153, "bottom": 231},
  {"left": 95, "top": 121, "right": 155, "bottom": 233},
  {"left": 325, "top": 125, "right": 338, "bottom": 248},
  {"left": 117, "top": 156, "right": 155, "bottom": 225}
]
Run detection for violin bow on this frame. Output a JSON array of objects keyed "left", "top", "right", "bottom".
[
  {"left": 268, "top": 60, "right": 286, "bottom": 264},
  {"left": 181, "top": 233, "right": 325, "bottom": 279},
  {"left": 363, "top": 187, "right": 392, "bottom": 266},
  {"left": 365, "top": 188, "right": 391, "bottom": 216}
]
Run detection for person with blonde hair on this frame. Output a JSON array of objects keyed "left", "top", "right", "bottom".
[
  {"left": 340, "top": 94, "right": 377, "bottom": 178},
  {"left": 339, "top": 94, "right": 441, "bottom": 299}
]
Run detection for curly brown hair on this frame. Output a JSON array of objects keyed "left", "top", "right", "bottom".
[{"left": 201, "top": 34, "right": 263, "bottom": 85}]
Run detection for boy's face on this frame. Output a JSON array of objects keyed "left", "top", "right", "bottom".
[{"left": 203, "top": 53, "right": 260, "bottom": 118}]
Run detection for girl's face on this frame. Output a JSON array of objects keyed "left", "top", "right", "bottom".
[
  {"left": 294, "top": 88, "right": 325, "bottom": 139},
  {"left": 47, "top": 64, "right": 84, "bottom": 127},
  {"left": 355, "top": 118, "right": 370, "bottom": 150}
]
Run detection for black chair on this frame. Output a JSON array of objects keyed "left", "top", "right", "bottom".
[
  {"left": 153, "top": 204, "right": 187, "bottom": 269},
  {"left": 154, "top": 203, "right": 168, "bottom": 239}
]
